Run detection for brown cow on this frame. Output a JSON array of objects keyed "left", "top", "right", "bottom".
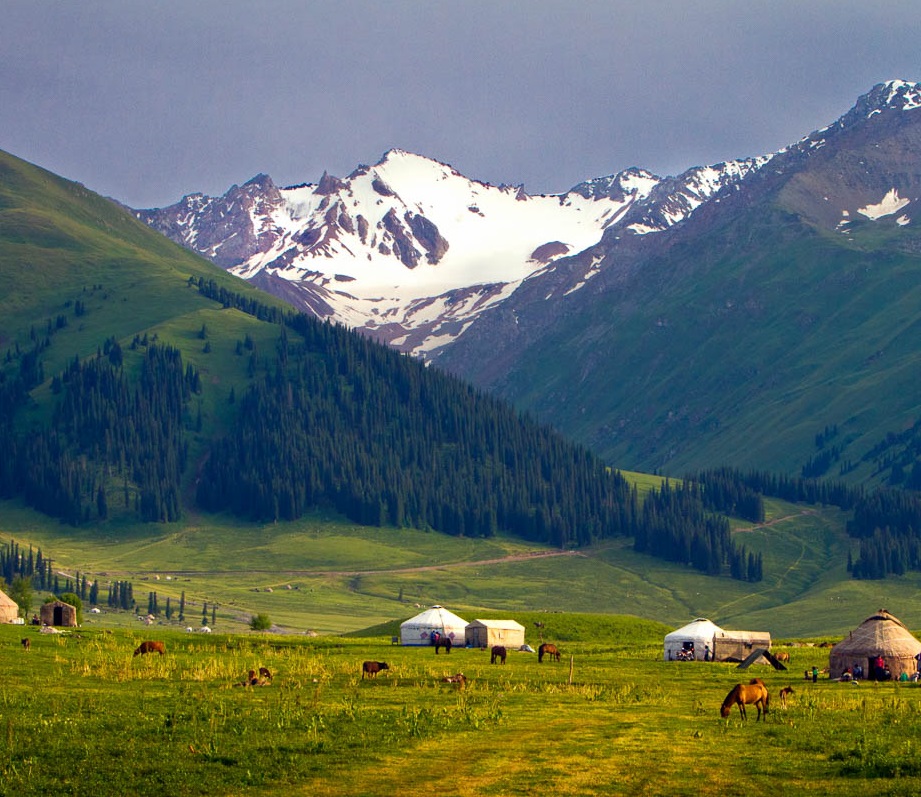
[
  {"left": 491, "top": 645, "right": 507, "bottom": 664},
  {"left": 361, "top": 661, "right": 389, "bottom": 679},
  {"left": 133, "top": 640, "right": 166, "bottom": 657}
]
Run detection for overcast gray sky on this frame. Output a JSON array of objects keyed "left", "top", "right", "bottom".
[{"left": 1, "top": 1, "right": 919, "bottom": 208}]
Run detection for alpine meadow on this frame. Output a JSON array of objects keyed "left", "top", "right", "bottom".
[{"left": 7, "top": 81, "right": 921, "bottom": 796}]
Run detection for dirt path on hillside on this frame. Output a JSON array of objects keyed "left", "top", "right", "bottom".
[
  {"left": 732, "top": 508, "right": 816, "bottom": 533},
  {"left": 58, "top": 549, "right": 585, "bottom": 580}
]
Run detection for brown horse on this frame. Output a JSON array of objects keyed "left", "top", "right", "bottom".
[
  {"left": 538, "top": 643, "right": 560, "bottom": 663},
  {"left": 774, "top": 650, "right": 790, "bottom": 663},
  {"left": 133, "top": 640, "right": 165, "bottom": 657},
  {"left": 434, "top": 635, "right": 452, "bottom": 655},
  {"left": 491, "top": 645, "right": 507, "bottom": 664},
  {"left": 720, "top": 681, "right": 770, "bottom": 720}
]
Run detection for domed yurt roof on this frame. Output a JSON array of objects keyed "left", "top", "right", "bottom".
[{"left": 829, "top": 609, "right": 921, "bottom": 679}]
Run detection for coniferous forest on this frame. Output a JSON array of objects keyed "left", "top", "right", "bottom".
[{"left": 9, "top": 276, "right": 921, "bottom": 583}]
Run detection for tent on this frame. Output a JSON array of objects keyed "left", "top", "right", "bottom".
[
  {"left": 40, "top": 600, "right": 77, "bottom": 627},
  {"left": 829, "top": 609, "right": 921, "bottom": 680},
  {"left": 0, "top": 588, "right": 19, "bottom": 623},
  {"left": 465, "top": 619, "right": 526, "bottom": 649},
  {"left": 663, "top": 618, "right": 723, "bottom": 661},
  {"left": 399, "top": 605, "right": 469, "bottom": 646}
]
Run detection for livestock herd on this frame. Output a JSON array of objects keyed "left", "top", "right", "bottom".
[{"left": 25, "top": 633, "right": 800, "bottom": 719}]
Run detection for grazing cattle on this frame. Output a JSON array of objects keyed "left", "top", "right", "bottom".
[
  {"left": 491, "top": 645, "right": 507, "bottom": 664},
  {"left": 362, "top": 661, "right": 390, "bottom": 679},
  {"left": 779, "top": 686, "right": 794, "bottom": 708},
  {"left": 259, "top": 666, "right": 273, "bottom": 682},
  {"left": 133, "top": 640, "right": 166, "bottom": 657},
  {"left": 441, "top": 673, "right": 467, "bottom": 686},
  {"left": 774, "top": 650, "right": 790, "bottom": 663},
  {"left": 538, "top": 643, "right": 561, "bottom": 663},
  {"left": 21, "top": 638, "right": 30, "bottom": 650}
]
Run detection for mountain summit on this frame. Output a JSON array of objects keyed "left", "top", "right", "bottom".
[
  {"left": 136, "top": 148, "right": 763, "bottom": 356},
  {"left": 137, "top": 81, "right": 921, "bottom": 480}
]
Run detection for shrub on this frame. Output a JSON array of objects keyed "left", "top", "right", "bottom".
[{"left": 250, "top": 613, "right": 272, "bottom": 631}]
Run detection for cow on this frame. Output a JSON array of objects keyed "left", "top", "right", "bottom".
[
  {"left": 133, "top": 640, "right": 166, "bottom": 657},
  {"left": 491, "top": 645, "right": 507, "bottom": 664},
  {"left": 361, "top": 661, "right": 389, "bottom": 679}
]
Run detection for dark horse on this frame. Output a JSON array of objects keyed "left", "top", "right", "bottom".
[
  {"left": 538, "top": 643, "right": 561, "bottom": 663},
  {"left": 491, "top": 645, "right": 507, "bottom": 664},
  {"left": 433, "top": 633, "right": 452, "bottom": 655},
  {"left": 720, "top": 679, "right": 769, "bottom": 721}
]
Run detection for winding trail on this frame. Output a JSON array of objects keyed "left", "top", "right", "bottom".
[{"left": 58, "top": 548, "right": 585, "bottom": 580}]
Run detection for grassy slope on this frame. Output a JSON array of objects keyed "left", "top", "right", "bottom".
[
  {"left": 4, "top": 487, "right": 921, "bottom": 639},
  {"left": 494, "top": 204, "right": 921, "bottom": 481}
]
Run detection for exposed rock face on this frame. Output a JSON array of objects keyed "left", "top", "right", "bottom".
[{"left": 135, "top": 147, "right": 757, "bottom": 358}]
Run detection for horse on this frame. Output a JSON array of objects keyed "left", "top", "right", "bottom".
[
  {"left": 258, "top": 666, "right": 273, "bottom": 682},
  {"left": 778, "top": 686, "right": 794, "bottom": 708},
  {"left": 538, "top": 643, "right": 560, "bottom": 663},
  {"left": 774, "top": 650, "right": 790, "bottom": 663},
  {"left": 434, "top": 635, "right": 452, "bottom": 655},
  {"left": 491, "top": 645, "right": 507, "bottom": 664},
  {"left": 720, "top": 681, "right": 770, "bottom": 720},
  {"left": 133, "top": 640, "right": 165, "bottom": 657}
]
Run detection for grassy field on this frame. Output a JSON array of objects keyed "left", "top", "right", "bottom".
[
  {"left": 6, "top": 490, "right": 921, "bottom": 640},
  {"left": 3, "top": 618, "right": 921, "bottom": 796}
]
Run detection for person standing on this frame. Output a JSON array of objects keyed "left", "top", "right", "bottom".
[{"left": 812, "top": 665, "right": 818, "bottom": 683}]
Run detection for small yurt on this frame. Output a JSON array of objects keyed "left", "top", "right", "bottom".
[
  {"left": 0, "top": 588, "right": 19, "bottom": 623},
  {"left": 465, "top": 619, "right": 526, "bottom": 648},
  {"left": 663, "top": 618, "right": 724, "bottom": 661},
  {"left": 400, "top": 605, "right": 468, "bottom": 646},
  {"left": 829, "top": 609, "right": 921, "bottom": 680}
]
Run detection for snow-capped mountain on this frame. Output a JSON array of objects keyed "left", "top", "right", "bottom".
[{"left": 136, "top": 148, "right": 764, "bottom": 356}]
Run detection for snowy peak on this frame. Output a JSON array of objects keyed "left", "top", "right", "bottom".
[
  {"left": 134, "top": 147, "right": 761, "bottom": 356},
  {"left": 134, "top": 82, "right": 921, "bottom": 359}
]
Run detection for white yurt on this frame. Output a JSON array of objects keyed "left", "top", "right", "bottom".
[
  {"left": 0, "top": 588, "right": 19, "bottom": 624},
  {"left": 663, "top": 618, "right": 724, "bottom": 661},
  {"left": 400, "top": 605, "right": 469, "bottom": 646}
]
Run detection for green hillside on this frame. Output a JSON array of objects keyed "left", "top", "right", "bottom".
[{"left": 3, "top": 148, "right": 920, "bottom": 640}]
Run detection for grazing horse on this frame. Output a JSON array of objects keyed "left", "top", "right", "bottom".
[
  {"left": 491, "top": 645, "right": 507, "bottom": 664},
  {"left": 778, "top": 686, "right": 794, "bottom": 708},
  {"left": 434, "top": 635, "right": 452, "bottom": 655},
  {"left": 720, "top": 681, "right": 770, "bottom": 720},
  {"left": 774, "top": 650, "right": 790, "bottom": 663},
  {"left": 133, "top": 640, "right": 166, "bottom": 657},
  {"left": 538, "top": 643, "right": 561, "bottom": 663}
]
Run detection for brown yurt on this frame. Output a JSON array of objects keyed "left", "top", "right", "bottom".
[
  {"left": 40, "top": 600, "right": 78, "bottom": 627},
  {"left": 829, "top": 609, "right": 921, "bottom": 680},
  {"left": 0, "top": 588, "right": 19, "bottom": 623}
]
